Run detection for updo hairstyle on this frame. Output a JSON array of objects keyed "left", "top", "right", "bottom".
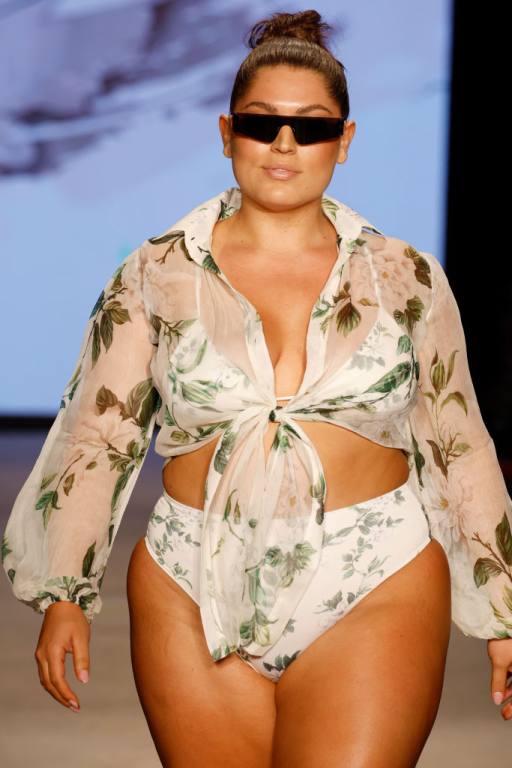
[{"left": 229, "top": 10, "right": 350, "bottom": 120}]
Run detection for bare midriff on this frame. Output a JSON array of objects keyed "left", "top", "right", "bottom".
[
  {"left": 163, "top": 422, "right": 409, "bottom": 513},
  {"left": 162, "top": 213, "right": 410, "bottom": 513}
]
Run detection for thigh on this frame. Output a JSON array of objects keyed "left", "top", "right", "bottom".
[
  {"left": 272, "top": 538, "right": 452, "bottom": 768},
  {"left": 126, "top": 537, "right": 276, "bottom": 768}
]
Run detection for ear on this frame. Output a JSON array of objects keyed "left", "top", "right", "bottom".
[
  {"left": 219, "top": 114, "right": 233, "bottom": 159},
  {"left": 336, "top": 120, "right": 356, "bottom": 165}
]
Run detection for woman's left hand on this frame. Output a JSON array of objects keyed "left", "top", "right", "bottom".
[{"left": 487, "top": 638, "right": 512, "bottom": 720}]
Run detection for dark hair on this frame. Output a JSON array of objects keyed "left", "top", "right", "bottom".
[{"left": 229, "top": 10, "right": 349, "bottom": 120}]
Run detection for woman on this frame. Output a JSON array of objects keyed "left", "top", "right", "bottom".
[{"left": 3, "top": 9, "right": 512, "bottom": 768}]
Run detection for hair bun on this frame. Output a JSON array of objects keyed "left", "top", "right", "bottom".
[{"left": 247, "top": 10, "right": 333, "bottom": 50}]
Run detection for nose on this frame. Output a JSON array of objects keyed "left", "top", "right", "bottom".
[{"left": 271, "top": 124, "right": 297, "bottom": 150}]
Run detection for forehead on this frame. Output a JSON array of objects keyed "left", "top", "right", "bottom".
[{"left": 239, "top": 66, "right": 336, "bottom": 112}]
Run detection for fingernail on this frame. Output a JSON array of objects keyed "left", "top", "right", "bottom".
[
  {"left": 493, "top": 692, "right": 503, "bottom": 705},
  {"left": 68, "top": 699, "right": 79, "bottom": 709},
  {"left": 79, "top": 670, "right": 89, "bottom": 683}
]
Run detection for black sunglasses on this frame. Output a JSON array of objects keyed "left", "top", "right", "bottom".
[{"left": 230, "top": 112, "right": 345, "bottom": 145}]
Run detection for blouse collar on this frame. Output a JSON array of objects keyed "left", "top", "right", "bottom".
[{"left": 178, "top": 185, "right": 383, "bottom": 272}]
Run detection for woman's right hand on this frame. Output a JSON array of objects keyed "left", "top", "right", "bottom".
[{"left": 34, "top": 601, "right": 91, "bottom": 713}]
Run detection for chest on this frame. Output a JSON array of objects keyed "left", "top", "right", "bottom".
[{"left": 213, "top": 245, "right": 339, "bottom": 372}]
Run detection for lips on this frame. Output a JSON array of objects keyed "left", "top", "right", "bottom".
[{"left": 264, "top": 166, "right": 299, "bottom": 180}]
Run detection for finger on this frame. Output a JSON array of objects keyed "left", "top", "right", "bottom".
[
  {"left": 40, "top": 657, "right": 79, "bottom": 711},
  {"left": 503, "top": 680, "right": 512, "bottom": 705},
  {"left": 501, "top": 699, "right": 512, "bottom": 721},
  {"left": 491, "top": 660, "right": 509, "bottom": 705},
  {"left": 72, "top": 632, "right": 90, "bottom": 684},
  {"left": 47, "top": 644, "right": 80, "bottom": 710},
  {"left": 34, "top": 648, "right": 46, "bottom": 688}
]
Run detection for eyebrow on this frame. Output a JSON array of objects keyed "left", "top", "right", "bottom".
[{"left": 240, "top": 100, "right": 334, "bottom": 115}]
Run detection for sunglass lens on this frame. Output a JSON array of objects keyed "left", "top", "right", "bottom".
[{"left": 231, "top": 114, "right": 343, "bottom": 144}]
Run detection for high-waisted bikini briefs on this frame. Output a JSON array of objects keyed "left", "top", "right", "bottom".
[{"left": 144, "top": 475, "right": 432, "bottom": 683}]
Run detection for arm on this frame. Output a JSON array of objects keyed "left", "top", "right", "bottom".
[
  {"left": 409, "top": 252, "right": 512, "bottom": 640},
  {"left": 1, "top": 242, "right": 161, "bottom": 622}
]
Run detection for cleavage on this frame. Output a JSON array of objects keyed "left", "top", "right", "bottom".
[{"left": 215, "top": 248, "right": 338, "bottom": 399}]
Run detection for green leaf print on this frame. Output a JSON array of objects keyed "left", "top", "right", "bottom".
[
  {"left": 393, "top": 295, "right": 424, "bottom": 335},
  {"left": 91, "top": 287, "right": 132, "bottom": 365},
  {"left": 121, "top": 379, "right": 153, "bottom": 426},
  {"left": 82, "top": 542, "right": 96, "bottom": 577},
  {"left": 363, "top": 361, "right": 412, "bottom": 394},
  {"left": 36, "top": 450, "right": 84, "bottom": 529},
  {"left": 175, "top": 337, "right": 208, "bottom": 375},
  {"left": 220, "top": 489, "right": 244, "bottom": 543},
  {"left": 473, "top": 558, "right": 503, "bottom": 586},
  {"left": 164, "top": 403, "right": 233, "bottom": 449},
  {"left": 280, "top": 542, "right": 317, "bottom": 587},
  {"left": 96, "top": 385, "right": 118, "bottom": 415},
  {"left": 312, "top": 296, "right": 333, "bottom": 323},
  {"left": 152, "top": 316, "right": 196, "bottom": 348},
  {"left": 239, "top": 610, "right": 277, "bottom": 647},
  {"left": 92, "top": 323, "right": 101, "bottom": 366},
  {"left": 310, "top": 473, "right": 326, "bottom": 524},
  {"left": 471, "top": 512, "right": 512, "bottom": 584},
  {"left": 63, "top": 473, "right": 75, "bottom": 496},
  {"left": 99, "top": 307, "right": 114, "bottom": 351},
  {"left": 105, "top": 299, "right": 130, "bottom": 326},
  {"left": 247, "top": 567, "right": 267, "bottom": 605},
  {"left": 489, "top": 601, "right": 512, "bottom": 638},
  {"left": 218, "top": 199, "right": 238, "bottom": 221},
  {"left": 504, "top": 585, "right": 512, "bottom": 613},
  {"left": 40, "top": 472, "right": 58, "bottom": 490},
  {"left": 211, "top": 642, "right": 239, "bottom": 661},
  {"left": 148, "top": 230, "right": 191, "bottom": 265},
  {"left": 263, "top": 650, "right": 301, "bottom": 674},
  {"left": 111, "top": 466, "right": 135, "bottom": 513},
  {"left": 62, "top": 363, "right": 83, "bottom": 409},
  {"left": 36, "top": 379, "right": 157, "bottom": 529},
  {"left": 198, "top": 248, "right": 221, "bottom": 274},
  {"left": 139, "top": 385, "right": 161, "bottom": 429},
  {"left": 164, "top": 404, "right": 177, "bottom": 427},
  {"left": 321, "top": 197, "right": 339, "bottom": 219},
  {"left": 410, "top": 429, "right": 426, "bottom": 487},
  {"left": 440, "top": 390, "right": 468, "bottom": 416},
  {"left": 270, "top": 422, "right": 302, "bottom": 454},
  {"left": 240, "top": 537, "right": 319, "bottom": 648},
  {"left": 96, "top": 378, "right": 157, "bottom": 429},
  {"left": 42, "top": 575, "right": 97, "bottom": 605},
  {"left": 496, "top": 513, "right": 512, "bottom": 566},
  {"left": 264, "top": 546, "right": 285, "bottom": 568},
  {"left": 397, "top": 334, "right": 412, "bottom": 354},
  {"left": 470, "top": 512, "right": 512, "bottom": 633},
  {"left": 1, "top": 535, "right": 12, "bottom": 563},
  {"left": 334, "top": 281, "right": 362, "bottom": 336},
  {"left": 420, "top": 348, "right": 470, "bottom": 478},
  {"left": 89, "top": 289, "right": 105, "bottom": 319},
  {"left": 181, "top": 379, "right": 222, "bottom": 406},
  {"left": 214, "top": 427, "right": 236, "bottom": 474},
  {"left": 404, "top": 245, "right": 432, "bottom": 288},
  {"left": 36, "top": 490, "right": 61, "bottom": 526}
]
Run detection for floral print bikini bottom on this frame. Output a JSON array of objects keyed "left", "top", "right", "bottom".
[{"left": 144, "top": 476, "right": 432, "bottom": 683}]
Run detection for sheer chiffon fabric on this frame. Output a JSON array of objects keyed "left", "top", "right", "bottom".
[{"left": 3, "top": 186, "right": 511, "bottom": 665}]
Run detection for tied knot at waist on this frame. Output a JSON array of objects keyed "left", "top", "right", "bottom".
[{"left": 268, "top": 406, "right": 288, "bottom": 423}]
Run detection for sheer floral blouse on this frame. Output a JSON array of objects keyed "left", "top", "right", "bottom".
[{"left": 2, "top": 186, "right": 512, "bottom": 661}]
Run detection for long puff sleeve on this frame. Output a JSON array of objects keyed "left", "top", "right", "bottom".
[
  {"left": 1, "top": 243, "right": 161, "bottom": 622},
  {"left": 409, "top": 252, "right": 512, "bottom": 639}
]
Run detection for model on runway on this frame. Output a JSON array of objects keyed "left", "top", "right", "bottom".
[{"left": 3, "top": 8, "right": 512, "bottom": 768}]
